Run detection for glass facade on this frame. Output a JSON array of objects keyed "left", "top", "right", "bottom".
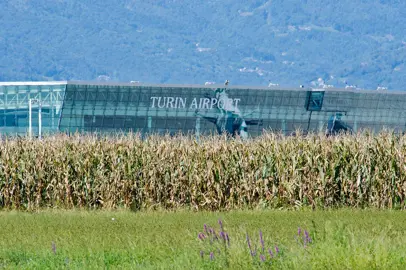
[
  {"left": 0, "top": 82, "right": 66, "bottom": 136},
  {"left": 1, "top": 81, "right": 406, "bottom": 138}
]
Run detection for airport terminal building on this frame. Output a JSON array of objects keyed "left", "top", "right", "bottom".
[{"left": 0, "top": 81, "right": 405, "bottom": 138}]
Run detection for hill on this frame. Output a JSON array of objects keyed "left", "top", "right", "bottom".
[{"left": 1, "top": 0, "right": 406, "bottom": 90}]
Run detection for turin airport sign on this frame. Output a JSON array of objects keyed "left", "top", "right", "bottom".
[{"left": 150, "top": 96, "right": 241, "bottom": 110}]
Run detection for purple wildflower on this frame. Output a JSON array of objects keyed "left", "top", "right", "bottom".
[
  {"left": 275, "top": 245, "right": 279, "bottom": 254},
  {"left": 259, "top": 230, "right": 265, "bottom": 252},
  {"left": 198, "top": 232, "right": 206, "bottom": 240},
  {"left": 218, "top": 219, "right": 223, "bottom": 231},
  {"left": 268, "top": 248, "right": 274, "bottom": 258},
  {"left": 260, "top": 254, "right": 266, "bottom": 262},
  {"left": 246, "top": 233, "right": 255, "bottom": 257},
  {"left": 200, "top": 250, "right": 204, "bottom": 258},
  {"left": 204, "top": 224, "right": 208, "bottom": 234},
  {"left": 220, "top": 231, "right": 226, "bottom": 241},
  {"left": 298, "top": 227, "right": 302, "bottom": 236},
  {"left": 210, "top": 252, "right": 214, "bottom": 260},
  {"left": 225, "top": 233, "right": 230, "bottom": 247},
  {"left": 305, "top": 230, "right": 311, "bottom": 243}
]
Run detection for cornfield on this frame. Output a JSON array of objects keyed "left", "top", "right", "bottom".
[{"left": 1, "top": 131, "right": 406, "bottom": 210}]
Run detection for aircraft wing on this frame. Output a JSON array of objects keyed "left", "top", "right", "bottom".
[
  {"left": 195, "top": 110, "right": 218, "bottom": 124},
  {"left": 245, "top": 119, "right": 263, "bottom": 126},
  {"left": 201, "top": 116, "right": 217, "bottom": 124}
]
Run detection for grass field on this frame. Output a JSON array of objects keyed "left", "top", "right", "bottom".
[{"left": 0, "top": 210, "right": 405, "bottom": 269}]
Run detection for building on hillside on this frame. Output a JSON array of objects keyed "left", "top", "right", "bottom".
[{"left": 0, "top": 81, "right": 405, "bottom": 138}]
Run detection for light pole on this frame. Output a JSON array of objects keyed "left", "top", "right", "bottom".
[{"left": 29, "top": 98, "right": 42, "bottom": 140}]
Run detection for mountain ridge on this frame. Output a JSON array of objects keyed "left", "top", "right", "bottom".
[{"left": 1, "top": 0, "right": 406, "bottom": 90}]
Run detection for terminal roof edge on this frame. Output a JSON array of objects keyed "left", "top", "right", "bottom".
[{"left": 0, "top": 80, "right": 404, "bottom": 94}]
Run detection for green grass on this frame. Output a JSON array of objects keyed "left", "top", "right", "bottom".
[{"left": 0, "top": 210, "right": 406, "bottom": 269}]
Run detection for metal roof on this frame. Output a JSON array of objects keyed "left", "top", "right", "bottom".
[
  {"left": 0, "top": 80, "right": 405, "bottom": 95},
  {"left": 0, "top": 81, "right": 67, "bottom": 86},
  {"left": 68, "top": 81, "right": 406, "bottom": 95}
]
